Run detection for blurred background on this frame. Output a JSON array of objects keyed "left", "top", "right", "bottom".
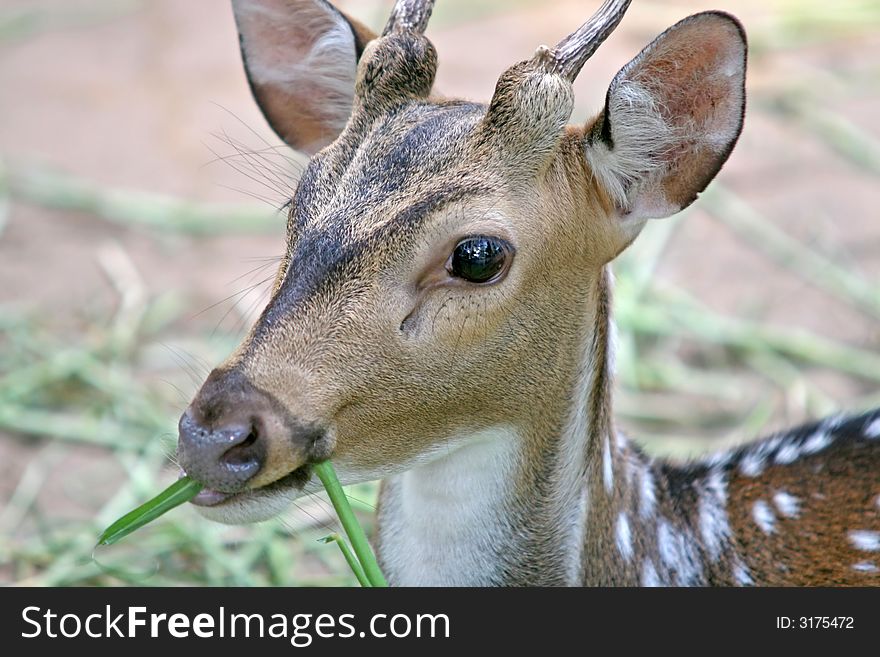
[{"left": 1, "top": 0, "right": 878, "bottom": 586}]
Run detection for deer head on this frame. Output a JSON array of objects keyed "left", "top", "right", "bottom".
[{"left": 177, "top": 0, "right": 747, "bottom": 534}]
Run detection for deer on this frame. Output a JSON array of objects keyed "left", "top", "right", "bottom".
[{"left": 175, "top": 0, "right": 880, "bottom": 586}]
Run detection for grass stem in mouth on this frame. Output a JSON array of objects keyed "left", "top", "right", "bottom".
[
  {"left": 96, "top": 463, "right": 386, "bottom": 587},
  {"left": 97, "top": 476, "right": 203, "bottom": 546},
  {"left": 313, "top": 461, "right": 388, "bottom": 587}
]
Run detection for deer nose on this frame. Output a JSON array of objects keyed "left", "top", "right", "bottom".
[
  {"left": 178, "top": 367, "right": 327, "bottom": 496},
  {"left": 177, "top": 410, "right": 264, "bottom": 493},
  {"left": 177, "top": 368, "right": 280, "bottom": 494}
]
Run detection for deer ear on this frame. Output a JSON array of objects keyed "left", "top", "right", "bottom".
[
  {"left": 584, "top": 11, "right": 746, "bottom": 220},
  {"left": 232, "top": 0, "right": 376, "bottom": 155}
]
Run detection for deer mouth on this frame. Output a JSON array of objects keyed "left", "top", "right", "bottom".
[
  {"left": 185, "top": 464, "right": 314, "bottom": 508},
  {"left": 189, "top": 485, "right": 233, "bottom": 507}
]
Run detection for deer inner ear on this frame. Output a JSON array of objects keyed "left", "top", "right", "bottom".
[{"left": 231, "top": 0, "right": 377, "bottom": 155}]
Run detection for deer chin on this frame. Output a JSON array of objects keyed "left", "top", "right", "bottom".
[{"left": 189, "top": 464, "right": 314, "bottom": 525}]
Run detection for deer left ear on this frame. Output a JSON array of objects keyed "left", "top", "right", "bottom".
[
  {"left": 584, "top": 11, "right": 746, "bottom": 221},
  {"left": 232, "top": 0, "right": 377, "bottom": 155}
]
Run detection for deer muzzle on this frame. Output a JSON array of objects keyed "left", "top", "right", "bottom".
[{"left": 176, "top": 367, "right": 327, "bottom": 506}]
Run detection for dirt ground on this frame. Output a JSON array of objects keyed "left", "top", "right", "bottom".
[{"left": 1, "top": 0, "right": 878, "bottom": 585}]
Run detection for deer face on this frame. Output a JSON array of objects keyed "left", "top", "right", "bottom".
[{"left": 177, "top": 0, "right": 746, "bottom": 524}]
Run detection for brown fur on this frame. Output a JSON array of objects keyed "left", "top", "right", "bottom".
[{"left": 727, "top": 435, "right": 880, "bottom": 585}]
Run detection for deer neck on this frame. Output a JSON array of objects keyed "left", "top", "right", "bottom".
[{"left": 375, "top": 267, "right": 743, "bottom": 586}]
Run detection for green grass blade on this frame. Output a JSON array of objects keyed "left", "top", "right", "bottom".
[
  {"left": 313, "top": 461, "right": 387, "bottom": 587},
  {"left": 319, "top": 534, "right": 371, "bottom": 587},
  {"left": 97, "top": 476, "right": 203, "bottom": 546}
]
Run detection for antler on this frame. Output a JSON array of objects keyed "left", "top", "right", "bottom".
[
  {"left": 383, "top": 0, "right": 437, "bottom": 36},
  {"left": 542, "top": 0, "right": 632, "bottom": 81}
]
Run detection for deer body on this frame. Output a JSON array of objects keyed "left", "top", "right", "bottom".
[
  {"left": 175, "top": 0, "right": 880, "bottom": 586},
  {"left": 377, "top": 266, "right": 880, "bottom": 586},
  {"left": 378, "top": 394, "right": 880, "bottom": 586}
]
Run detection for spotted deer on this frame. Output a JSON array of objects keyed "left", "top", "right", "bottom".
[{"left": 176, "top": 0, "right": 880, "bottom": 586}]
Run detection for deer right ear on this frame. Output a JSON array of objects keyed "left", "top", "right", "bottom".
[
  {"left": 232, "top": 0, "right": 376, "bottom": 155},
  {"left": 583, "top": 11, "right": 746, "bottom": 223}
]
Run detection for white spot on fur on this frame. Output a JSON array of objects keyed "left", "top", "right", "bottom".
[
  {"left": 625, "top": 458, "right": 637, "bottom": 488},
  {"left": 739, "top": 451, "right": 766, "bottom": 478},
  {"left": 642, "top": 560, "right": 660, "bottom": 587},
  {"left": 607, "top": 318, "right": 619, "bottom": 376},
  {"left": 698, "top": 470, "right": 730, "bottom": 562},
  {"left": 849, "top": 530, "right": 880, "bottom": 552},
  {"left": 765, "top": 436, "right": 784, "bottom": 452},
  {"left": 772, "top": 490, "right": 800, "bottom": 519},
  {"left": 752, "top": 500, "right": 776, "bottom": 535},
  {"left": 603, "top": 438, "right": 614, "bottom": 495},
  {"left": 657, "top": 520, "right": 702, "bottom": 585},
  {"left": 774, "top": 441, "right": 800, "bottom": 465},
  {"left": 657, "top": 522, "right": 676, "bottom": 568},
  {"left": 703, "top": 450, "right": 733, "bottom": 469},
  {"left": 639, "top": 466, "right": 656, "bottom": 520},
  {"left": 616, "top": 430, "right": 628, "bottom": 454},
  {"left": 852, "top": 561, "right": 878, "bottom": 573},
  {"left": 801, "top": 430, "right": 832, "bottom": 455},
  {"left": 733, "top": 559, "right": 754, "bottom": 586},
  {"left": 616, "top": 513, "right": 633, "bottom": 562},
  {"left": 866, "top": 417, "right": 880, "bottom": 439},
  {"left": 738, "top": 435, "right": 786, "bottom": 476}
]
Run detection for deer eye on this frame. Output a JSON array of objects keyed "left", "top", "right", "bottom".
[{"left": 448, "top": 236, "right": 512, "bottom": 284}]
